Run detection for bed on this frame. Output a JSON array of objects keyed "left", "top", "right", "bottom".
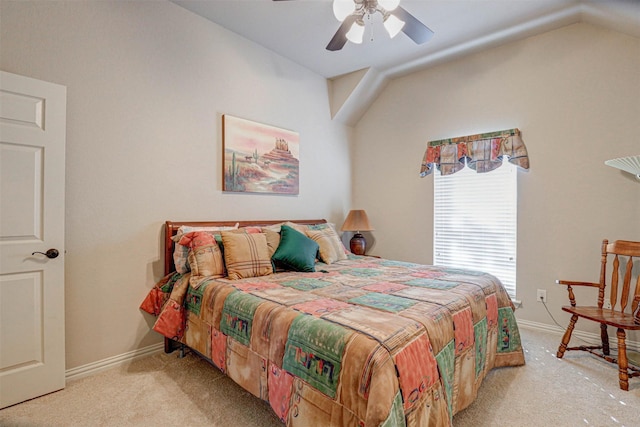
[{"left": 140, "top": 219, "right": 525, "bottom": 426}]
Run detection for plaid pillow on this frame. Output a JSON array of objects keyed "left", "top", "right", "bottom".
[
  {"left": 221, "top": 231, "right": 273, "bottom": 280},
  {"left": 306, "top": 227, "right": 347, "bottom": 264}
]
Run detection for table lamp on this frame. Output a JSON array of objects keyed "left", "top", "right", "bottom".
[{"left": 341, "top": 209, "right": 374, "bottom": 255}]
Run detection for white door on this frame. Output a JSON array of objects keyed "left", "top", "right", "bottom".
[{"left": 0, "top": 71, "right": 66, "bottom": 408}]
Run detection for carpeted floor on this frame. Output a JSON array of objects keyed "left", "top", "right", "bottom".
[{"left": 1, "top": 326, "right": 638, "bottom": 427}]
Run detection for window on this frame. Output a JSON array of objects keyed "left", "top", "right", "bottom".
[{"left": 433, "top": 159, "right": 518, "bottom": 299}]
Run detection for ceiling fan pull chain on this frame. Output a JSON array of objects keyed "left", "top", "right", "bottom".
[{"left": 369, "top": 14, "right": 374, "bottom": 41}]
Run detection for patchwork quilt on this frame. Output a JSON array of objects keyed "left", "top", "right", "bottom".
[{"left": 141, "top": 256, "right": 524, "bottom": 426}]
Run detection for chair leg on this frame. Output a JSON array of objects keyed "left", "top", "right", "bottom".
[
  {"left": 601, "top": 323, "right": 610, "bottom": 355},
  {"left": 616, "top": 328, "right": 629, "bottom": 391},
  {"left": 557, "top": 314, "right": 578, "bottom": 359}
]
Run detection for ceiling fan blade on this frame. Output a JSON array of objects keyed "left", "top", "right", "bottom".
[
  {"left": 326, "top": 14, "right": 358, "bottom": 51},
  {"left": 393, "top": 6, "right": 434, "bottom": 45}
]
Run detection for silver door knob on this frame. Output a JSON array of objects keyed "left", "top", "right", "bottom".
[{"left": 31, "top": 249, "right": 60, "bottom": 259}]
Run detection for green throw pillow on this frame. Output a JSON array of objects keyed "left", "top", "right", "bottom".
[{"left": 272, "top": 225, "right": 319, "bottom": 272}]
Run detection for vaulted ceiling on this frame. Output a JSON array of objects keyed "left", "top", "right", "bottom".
[{"left": 172, "top": 0, "right": 640, "bottom": 125}]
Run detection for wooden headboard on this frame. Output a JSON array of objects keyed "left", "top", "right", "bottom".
[{"left": 164, "top": 219, "right": 327, "bottom": 275}]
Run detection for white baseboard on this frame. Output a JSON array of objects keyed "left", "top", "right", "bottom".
[
  {"left": 65, "top": 343, "right": 164, "bottom": 382},
  {"left": 518, "top": 319, "right": 640, "bottom": 352}
]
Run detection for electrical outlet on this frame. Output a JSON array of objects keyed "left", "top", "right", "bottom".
[
  {"left": 604, "top": 301, "right": 612, "bottom": 310},
  {"left": 537, "top": 289, "right": 547, "bottom": 303}
]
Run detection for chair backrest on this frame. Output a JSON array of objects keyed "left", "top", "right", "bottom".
[{"left": 599, "top": 239, "right": 640, "bottom": 313}]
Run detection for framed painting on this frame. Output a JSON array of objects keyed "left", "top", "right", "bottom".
[{"left": 222, "top": 114, "right": 299, "bottom": 195}]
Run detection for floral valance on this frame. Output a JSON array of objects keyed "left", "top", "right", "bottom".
[{"left": 420, "top": 128, "right": 529, "bottom": 177}]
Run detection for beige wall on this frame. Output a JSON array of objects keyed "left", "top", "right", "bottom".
[
  {"left": 0, "top": 1, "right": 352, "bottom": 369},
  {"left": 353, "top": 23, "right": 640, "bottom": 337}
]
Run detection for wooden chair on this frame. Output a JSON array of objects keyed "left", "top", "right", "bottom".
[{"left": 556, "top": 239, "right": 640, "bottom": 391}]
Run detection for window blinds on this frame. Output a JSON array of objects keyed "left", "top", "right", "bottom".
[{"left": 433, "top": 160, "right": 518, "bottom": 299}]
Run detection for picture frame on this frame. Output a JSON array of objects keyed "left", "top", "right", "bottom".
[{"left": 222, "top": 114, "right": 299, "bottom": 195}]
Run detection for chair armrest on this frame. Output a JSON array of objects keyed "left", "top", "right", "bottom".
[
  {"left": 556, "top": 280, "right": 600, "bottom": 307},
  {"left": 556, "top": 280, "right": 600, "bottom": 287}
]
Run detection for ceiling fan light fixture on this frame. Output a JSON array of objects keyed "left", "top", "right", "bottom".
[
  {"left": 346, "top": 21, "right": 365, "bottom": 44},
  {"left": 333, "top": 0, "right": 355, "bottom": 21},
  {"left": 605, "top": 155, "right": 640, "bottom": 180},
  {"left": 324, "top": 0, "right": 433, "bottom": 51},
  {"left": 378, "top": 0, "right": 400, "bottom": 11},
  {"left": 384, "top": 14, "right": 405, "bottom": 38}
]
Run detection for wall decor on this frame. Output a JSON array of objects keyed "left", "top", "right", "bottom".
[{"left": 223, "top": 114, "right": 299, "bottom": 195}]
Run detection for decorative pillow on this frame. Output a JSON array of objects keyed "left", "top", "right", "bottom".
[
  {"left": 262, "top": 228, "right": 281, "bottom": 258},
  {"left": 225, "top": 226, "right": 282, "bottom": 259},
  {"left": 221, "top": 231, "right": 273, "bottom": 280},
  {"left": 307, "top": 222, "right": 331, "bottom": 230},
  {"left": 305, "top": 226, "right": 348, "bottom": 264},
  {"left": 263, "top": 223, "right": 284, "bottom": 233},
  {"left": 172, "top": 224, "right": 238, "bottom": 273},
  {"left": 178, "top": 231, "right": 217, "bottom": 248},
  {"left": 272, "top": 225, "right": 319, "bottom": 272},
  {"left": 189, "top": 246, "right": 225, "bottom": 278},
  {"left": 283, "top": 221, "right": 309, "bottom": 234},
  {"left": 307, "top": 222, "right": 351, "bottom": 255},
  {"left": 179, "top": 232, "right": 226, "bottom": 279}
]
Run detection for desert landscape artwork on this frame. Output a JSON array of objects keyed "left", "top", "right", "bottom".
[{"left": 222, "top": 114, "right": 299, "bottom": 195}]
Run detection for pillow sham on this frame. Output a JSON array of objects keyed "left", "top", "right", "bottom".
[
  {"left": 172, "top": 224, "right": 238, "bottom": 273},
  {"left": 272, "top": 225, "right": 319, "bottom": 272},
  {"left": 305, "top": 226, "right": 348, "bottom": 264},
  {"left": 221, "top": 231, "right": 273, "bottom": 280}
]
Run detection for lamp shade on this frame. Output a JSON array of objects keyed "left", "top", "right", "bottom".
[
  {"left": 346, "top": 21, "right": 365, "bottom": 44},
  {"left": 341, "top": 210, "right": 374, "bottom": 232},
  {"left": 333, "top": 0, "right": 355, "bottom": 21},
  {"left": 384, "top": 14, "right": 405, "bottom": 38},
  {"left": 379, "top": 0, "right": 400, "bottom": 11}
]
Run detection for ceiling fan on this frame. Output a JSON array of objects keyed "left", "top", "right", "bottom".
[{"left": 274, "top": 0, "right": 434, "bottom": 51}]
